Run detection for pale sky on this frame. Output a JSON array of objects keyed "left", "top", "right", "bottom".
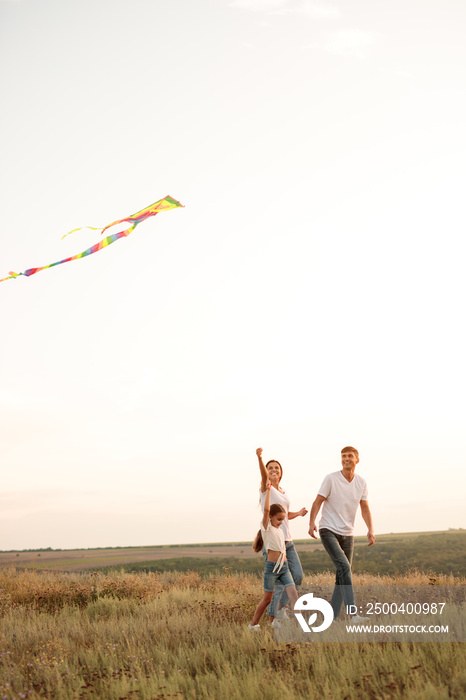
[{"left": 1, "top": 0, "right": 465, "bottom": 550}]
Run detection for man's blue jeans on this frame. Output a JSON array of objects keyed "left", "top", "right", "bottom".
[
  {"left": 262, "top": 541, "right": 303, "bottom": 617},
  {"left": 319, "top": 528, "right": 355, "bottom": 618}
]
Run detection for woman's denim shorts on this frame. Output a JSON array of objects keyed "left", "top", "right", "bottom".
[{"left": 263, "top": 560, "right": 294, "bottom": 592}]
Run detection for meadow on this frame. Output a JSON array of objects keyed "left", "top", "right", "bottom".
[
  {"left": 109, "top": 528, "right": 466, "bottom": 577},
  {"left": 2, "top": 531, "right": 465, "bottom": 578},
  {"left": 1, "top": 566, "right": 465, "bottom": 700}
]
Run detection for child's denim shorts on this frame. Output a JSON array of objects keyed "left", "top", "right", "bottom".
[{"left": 263, "top": 559, "right": 294, "bottom": 592}]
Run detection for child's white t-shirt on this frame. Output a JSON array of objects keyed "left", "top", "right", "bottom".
[
  {"left": 260, "top": 486, "right": 291, "bottom": 541},
  {"left": 260, "top": 521, "right": 286, "bottom": 572},
  {"left": 318, "top": 471, "right": 368, "bottom": 536}
]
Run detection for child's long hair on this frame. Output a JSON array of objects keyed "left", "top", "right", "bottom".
[{"left": 253, "top": 504, "right": 286, "bottom": 552}]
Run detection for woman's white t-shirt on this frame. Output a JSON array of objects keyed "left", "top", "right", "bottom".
[{"left": 260, "top": 485, "right": 292, "bottom": 541}]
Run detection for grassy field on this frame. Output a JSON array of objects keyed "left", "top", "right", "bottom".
[
  {"left": 0, "top": 567, "right": 465, "bottom": 699},
  {"left": 2, "top": 530, "right": 464, "bottom": 577},
  {"left": 108, "top": 530, "right": 466, "bottom": 577},
  {"left": 0, "top": 545, "right": 268, "bottom": 571}
]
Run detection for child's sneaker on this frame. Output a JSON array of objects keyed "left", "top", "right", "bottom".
[
  {"left": 248, "top": 623, "right": 261, "bottom": 631},
  {"left": 271, "top": 618, "right": 281, "bottom": 629}
]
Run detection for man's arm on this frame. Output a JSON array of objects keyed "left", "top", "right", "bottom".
[
  {"left": 308, "top": 495, "right": 326, "bottom": 539},
  {"left": 360, "top": 500, "right": 375, "bottom": 545}
]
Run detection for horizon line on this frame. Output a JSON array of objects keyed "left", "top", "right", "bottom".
[{"left": 1, "top": 528, "right": 464, "bottom": 554}]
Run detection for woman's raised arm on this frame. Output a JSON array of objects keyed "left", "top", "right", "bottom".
[{"left": 256, "top": 447, "right": 269, "bottom": 493}]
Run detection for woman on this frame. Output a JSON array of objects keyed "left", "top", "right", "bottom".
[
  {"left": 256, "top": 447, "right": 308, "bottom": 626},
  {"left": 248, "top": 482, "right": 299, "bottom": 631}
]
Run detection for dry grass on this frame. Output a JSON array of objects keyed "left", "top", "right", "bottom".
[{"left": 0, "top": 568, "right": 465, "bottom": 699}]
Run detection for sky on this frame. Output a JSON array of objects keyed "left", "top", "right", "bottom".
[{"left": 0, "top": 0, "right": 465, "bottom": 551}]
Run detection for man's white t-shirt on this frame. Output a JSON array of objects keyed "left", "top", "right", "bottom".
[
  {"left": 318, "top": 471, "right": 368, "bottom": 536},
  {"left": 260, "top": 486, "right": 292, "bottom": 541}
]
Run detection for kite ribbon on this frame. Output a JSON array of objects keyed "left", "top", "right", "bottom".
[{"left": 1, "top": 195, "right": 183, "bottom": 282}]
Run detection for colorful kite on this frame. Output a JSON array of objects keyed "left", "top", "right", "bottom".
[{"left": 0, "top": 195, "right": 183, "bottom": 283}]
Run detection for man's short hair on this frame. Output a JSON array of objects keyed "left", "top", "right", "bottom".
[{"left": 341, "top": 446, "right": 359, "bottom": 458}]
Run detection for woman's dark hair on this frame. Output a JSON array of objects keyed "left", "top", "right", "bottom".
[{"left": 252, "top": 504, "right": 286, "bottom": 552}]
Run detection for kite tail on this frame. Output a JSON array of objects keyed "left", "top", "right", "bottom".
[
  {"left": 0, "top": 195, "right": 183, "bottom": 283},
  {"left": 1, "top": 272, "right": 22, "bottom": 282},
  {"left": 22, "top": 227, "right": 135, "bottom": 278}
]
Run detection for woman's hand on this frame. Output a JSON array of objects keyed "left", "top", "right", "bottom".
[
  {"left": 256, "top": 447, "right": 263, "bottom": 457},
  {"left": 288, "top": 507, "right": 309, "bottom": 520}
]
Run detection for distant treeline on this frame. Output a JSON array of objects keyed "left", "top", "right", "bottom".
[
  {"left": 0, "top": 542, "right": 253, "bottom": 554},
  {"left": 3, "top": 531, "right": 463, "bottom": 554},
  {"left": 102, "top": 532, "right": 466, "bottom": 577}
]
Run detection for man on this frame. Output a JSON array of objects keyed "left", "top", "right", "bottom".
[{"left": 308, "top": 446, "right": 375, "bottom": 623}]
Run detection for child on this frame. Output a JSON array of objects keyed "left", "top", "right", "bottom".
[{"left": 248, "top": 482, "right": 299, "bottom": 631}]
